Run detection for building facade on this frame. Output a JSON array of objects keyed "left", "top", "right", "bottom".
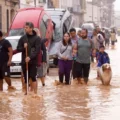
[
  {"left": 72, "top": 0, "right": 86, "bottom": 27},
  {"left": 20, "top": 0, "right": 47, "bottom": 8},
  {"left": 85, "top": 0, "right": 115, "bottom": 27},
  {"left": 84, "top": 1, "right": 101, "bottom": 26},
  {"left": 0, "top": 0, "right": 19, "bottom": 33}
]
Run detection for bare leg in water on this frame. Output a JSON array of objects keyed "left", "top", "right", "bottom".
[
  {"left": 32, "top": 81, "right": 38, "bottom": 94},
  {"left": 25, "top": 79, "right": 38, "bottom": 95},
  {"left": 0, "top": 79, "right": 3, "bottom": 91},
  {"left": 4, "top": 77, "right": 16, "bottom": 90},
  {"left": 77, "top": 78, "right": 83, "bottom": 84},
  {"left": 21, "top": 72, "right": 25, "bottom": 89},
  {"left": 40, "top": 77, "right": 45, "bottom": 86}
]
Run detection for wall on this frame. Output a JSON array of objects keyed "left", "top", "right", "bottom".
[
  {"left": 20, "top": 0, "right": 47, "bottom": 8},
  {"left": 0, "top": 0, "right": 19, "bottom": 33}
]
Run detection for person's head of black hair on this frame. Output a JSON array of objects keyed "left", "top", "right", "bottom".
[
  {"left": 99, "top": 45, "right": 105, "bottom": 49},
  {"left": 25, "top": 22, "right": 34, "bottom": 29},
  {"left": 69, "top": 28, "right": 76, "bottom": 33}
]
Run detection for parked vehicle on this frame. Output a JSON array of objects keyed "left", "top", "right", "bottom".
[
  {"left": 6, "top": 36, "right": 21, "bottom": 77},
  {"left": 7, "top": 7, "right": 54, "bottom": 76},
  {"left": 45, "top": 9, "right": 74, "bottom": 58},
  {"left": 9, "top": 7, "right": 53, "bottom": 49}
]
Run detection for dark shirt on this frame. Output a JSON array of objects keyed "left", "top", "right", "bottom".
[
  {"left": 17, "top": 30, "right": 41, "bottom": 65},
  {"left": 0, "top": 39, "right": 12, "bottom": 64}
]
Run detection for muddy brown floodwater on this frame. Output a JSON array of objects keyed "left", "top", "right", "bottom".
[{"left": 1, "top": 37, "right": 120, "bottom": 120}]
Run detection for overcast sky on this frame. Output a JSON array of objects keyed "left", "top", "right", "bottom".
[{"left": 114, "top": 0, "right": 120, "bottom": 11}]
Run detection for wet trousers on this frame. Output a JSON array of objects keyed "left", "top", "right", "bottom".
[{"left": 58, "top": 60, "right": 72, "bottom": 84}]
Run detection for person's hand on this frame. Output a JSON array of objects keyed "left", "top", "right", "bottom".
[
  {"left": 7, "top": 61, "right": 11, "bottom": 66},
  {"left": 62, "top": 57, "right": 68, "bottom": 61},
  {"left": 65, "top": 57, "right": 68, "bottom": 60},
  {"left": 24, "top": 43, "right": 28, "bottom": 48},
  {"left": 25, "top": 57, "right": 30, "bottom": 63},
  {"left": 72, "top": 52, "right": 76, "bottom": 57}
]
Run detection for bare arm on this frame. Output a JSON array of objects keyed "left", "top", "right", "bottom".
[
  {"left": 72, "top": 43, "right": 77, "bottom": 56},
  {"left": 8, "top": 47, "right": 13, "bottom": 66}
]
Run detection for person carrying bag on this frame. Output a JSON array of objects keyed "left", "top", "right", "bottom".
[{"left": 57, "top": 33, "right": 73, "bottom": 85}]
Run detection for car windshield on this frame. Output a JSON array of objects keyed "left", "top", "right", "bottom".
[
  {"left": 7, "top": 39, "right": 19, "bottom": 50},
  {"left": 51, "top": 16, "right": 63, "bottom": 41},
  {"left": 9, "top": 28, "right": 24, "bottom": 36}
]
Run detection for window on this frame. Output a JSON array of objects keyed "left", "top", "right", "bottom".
[
  {"left": 0, "top": 6, "right": 2, "bottom": 30},
  {"left": 39, "top": 0, "right": 46, "bottom": 3},
  {"left": 64, "top": 18, "right": 70, "bottom": 31},
  {"left": 63, "top": 16, "right": 72, "bottom": 34},
  {"left": 40, "top": 19, "right": 47, "bottom": 39},
  {"left": 63, "top": 24, "right": 67, "bottom": 34},
  {"left": 9, "top": 28, "right": 24, "bottom": 36},
  {"left": 43, "top": 14, "right": 49, "bottom": 28}
]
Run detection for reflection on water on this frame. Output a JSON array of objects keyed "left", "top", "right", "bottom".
[{"left": 0, "top": 39, "right": 120, "bottom": 120}]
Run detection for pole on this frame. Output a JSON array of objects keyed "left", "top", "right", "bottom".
[
  {"left": 19, "top": 0, "right": 20, "bottom": 8},
  {"left": 92, "top": 0, "right": 94, "bottom": 22},
  {"left": 34, "top": 0, "right": 36, "bottom": 7},
  {"left": 26, "top": 47, "right": 29, "bottom": 95}
]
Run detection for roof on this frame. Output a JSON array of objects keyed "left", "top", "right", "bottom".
[
  {"left": 11, "top": 8, "right": 44, "bottom": 29},
  {"left": 45, "top": 9, "right": 65, "bottom": 16},
  {"left": 45, "top": 8, "right": 66, "bottom": 11}
]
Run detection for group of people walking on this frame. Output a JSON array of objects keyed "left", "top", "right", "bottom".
[
  {"left": 57, "top": 26, "right": 116, "bottom": 85},
  {"left": 0, "top": 21, "right": 116, "bottom": 95}
]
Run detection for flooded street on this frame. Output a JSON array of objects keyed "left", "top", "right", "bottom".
[{"left": 1, "top": 37, "right": 120, "bottom": 120}]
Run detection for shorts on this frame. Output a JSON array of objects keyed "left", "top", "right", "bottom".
[
  {"left": 75, "top": 62, "right": 90, "bottom": 78},
  {"left": 37, "top": 63, "right": 47, "bottom": 78},
  {"left": 0, "top": 63, "right": 10, "bottom": 79},
  {"left": 22, "top": 64, "right": 37, "bottom": 83}
]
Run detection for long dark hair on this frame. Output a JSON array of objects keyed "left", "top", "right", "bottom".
[{"left": 62, "top": 32, "right": 72, "bottom": 46}]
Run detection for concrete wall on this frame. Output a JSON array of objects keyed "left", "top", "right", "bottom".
[{"left": 0, "top": 0, "right": 19, "bottom": 33}]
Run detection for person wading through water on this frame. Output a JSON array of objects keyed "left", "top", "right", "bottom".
[
  {"left": 69, "top": 28, "right": 79, "bottom": 81},
  {"left": 73, "top": 29, "right": 95, "bottom": 85},
  {"left": 57, "top": 32, "right": 73, "bottom": 85},
  {"left": 0, "top": 31, "right": 13, "bottom": 91},
  {"left": 17, "top": 22, "right": 41, "bottom": 95}
]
